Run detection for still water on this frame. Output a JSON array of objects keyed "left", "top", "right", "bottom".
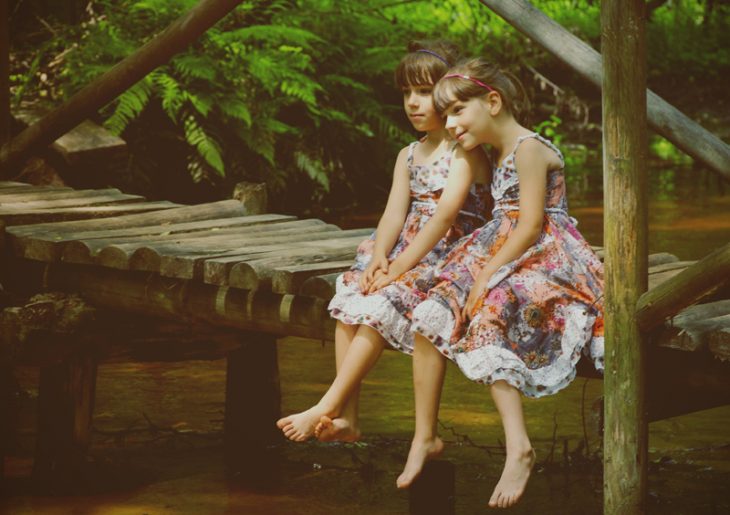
[{"left": 3, "top": 165, "right": 729, "bottom": 514}]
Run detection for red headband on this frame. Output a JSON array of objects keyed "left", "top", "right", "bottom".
[{"left": 443, "top": 73, "right": 495, "bottom": 92}]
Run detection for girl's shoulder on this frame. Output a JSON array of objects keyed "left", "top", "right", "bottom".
[
  {"left": 452, "top": 143, "right": 492, "bottom": 179},
  {"left": 512, "top": 133, "right": 563, "bottom": 172}
]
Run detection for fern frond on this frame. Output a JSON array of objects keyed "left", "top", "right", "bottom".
[
  {"left": 104, "top": 77, "right": 153, "bottom": 134},
  {"left": 183, "top": 115, "right": 225, "bottom": 176},
  {"left": 294, "top": 151, "right": 330, "bottom": 191}
]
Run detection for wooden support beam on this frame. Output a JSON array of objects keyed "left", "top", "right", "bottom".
[
  {"left": 636, "top": 243, "right": 730, "bottom": 331},
  {"left": 224, "top": 334, "right": 280, "bottom": 483},
  {"left": 0, "top": 0, "right": 245, "bottom": 173},
  {"left": 6, "top": 258, "right": 336, "bottom": 340},
  {"left": 478, "top": 0, "right": 730, "bottom": 178},
  {"left": 33, "top": 352, "right": 97, "bottom": 488},
  {"left": 601, "top": 1, "right": 648, "bottom": 513},
  {"left": 0, "top": 0, "right": 9, "bottom": 155}
]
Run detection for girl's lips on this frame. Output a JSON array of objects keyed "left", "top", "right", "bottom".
[{"left": 455, "top": 131, "right": 466, "bottom": 141}]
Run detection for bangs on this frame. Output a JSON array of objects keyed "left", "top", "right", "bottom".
[
  {"left": 433, "top": 76, "right": 488, "bottom": 114},
  {"left": 394, "top": 53, "right": 445, "bottom": 88}
]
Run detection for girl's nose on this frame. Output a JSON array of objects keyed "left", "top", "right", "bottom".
[
  {"left": 407, "top": 92, "right": 419, "bottom": 107},
  {"left": 445, "top": 115, "right": 457, "bottom": 130}
]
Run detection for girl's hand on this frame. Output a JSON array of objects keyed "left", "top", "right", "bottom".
[
  {"left": 367, "top": 267, "right": 402, "bottom": 294},
  {"left": 359, "top": 254, "right": 389, "bottom": 292},
  {"left": 462, "top": 274, "right": 490, "bottom": 320}
]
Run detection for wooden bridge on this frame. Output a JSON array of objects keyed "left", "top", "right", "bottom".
[{"left": 1, "top": 178, "right": 728, "bottom": 490}]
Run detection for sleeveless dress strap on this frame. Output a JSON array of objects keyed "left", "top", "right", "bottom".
[
  {"left": 511, "top": 133, "right": 565, "bottom": 168},
  {"left": 406, "top": 141, "right": 418, "bottom": 165}
]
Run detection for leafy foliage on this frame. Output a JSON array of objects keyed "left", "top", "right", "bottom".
[{"left": 8, "top": 0, "right": 729, "bottom": 212}]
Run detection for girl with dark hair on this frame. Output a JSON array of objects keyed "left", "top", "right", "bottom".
[{"left": 276, "top": 44, "right": 491, "bottom": 444}]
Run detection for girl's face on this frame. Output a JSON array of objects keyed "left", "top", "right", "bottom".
[
  {"left": 402, "top": 83, "right": 442, "bottom": 132},
  {"left": 443, "top": 95, "right": 493, "bottom": 150}
]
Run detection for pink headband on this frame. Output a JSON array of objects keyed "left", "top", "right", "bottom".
[{"left": 443, "top": 73, "right": 495, "bottom": 92}]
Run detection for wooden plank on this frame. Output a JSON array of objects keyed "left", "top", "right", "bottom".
[
  {"left": 90, "top": 220, "right": 337, "bottom": 270},
  {"left": 655, "top": 300, "right": 730, "bottom": 352},
  {"left": 0, "top": 187, "right": 125, "bottom": 202},
  {"left": 637, "top": 242, "right": 730, "bottom": 331},
  {"left": 0, "top": 201, "right": 182, "bottom": 226},
  {"left": 0, "top": 191, "right": 144, "bottom": 210},
  {"left": 126, "top": 224, "right": 346, "bottom": 272},
  {"left": 6, "top": 199, "right": 244, "bottom": 235},
  {"left": 227, "top": 234, "right": 369, "bottom": 290},
  {"left": 271, "top": 260, "right": 355, "bottom": 294},
  {"left": 478, "top": 0, "right": 730, "bottom": 178},
  {"left": 0, "top": 181, "right": 31, "bottom": 188},
  {"left": 11, "top": 213, "right": 294, "bottom": 262},
  {"left": 203, "top": 229, "right": 370, "bottom": 286},
  {"left": 601, "top": 1, "right": 648, "bottom": 512},
  {"left": 300, "top": 272, "right": 340, "bottom": 300},
  {"left": 708, "top": 328, "right": 730, "bottom": 361},
  {"left": 647, "top": 252, "right": 679, "bottom": 267}
]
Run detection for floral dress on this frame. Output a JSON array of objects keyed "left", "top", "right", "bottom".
[
  {"left": 328, "top": 140, "right": 489, "bottom": 353},
  {"left": 411, "top": 133, "right": 604, "bottom": 398}
]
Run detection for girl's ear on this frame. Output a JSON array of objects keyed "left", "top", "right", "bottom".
[{"left": 486, "top": 91, "right": 503, "bottom": 116}]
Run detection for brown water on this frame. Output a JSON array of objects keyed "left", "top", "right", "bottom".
[{"left": 3, "top": 165, "right": 730, "bottom": 514}]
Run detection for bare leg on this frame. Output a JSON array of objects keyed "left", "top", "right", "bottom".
[
  {"left": 488, "top": 380, "right": 535, "bottom": 509},
  {"left": 396, "top": 334, "right": 446, "bottom": 488},
  {"left": 316, "top": 322, "right": 362, "bottom": 442},
  {"left": 277, "top": 325, "right": 385, "bottom": 441}
]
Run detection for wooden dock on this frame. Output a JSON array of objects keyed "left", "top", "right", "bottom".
[{"left": 1, "top": 180, "right": 728, "bottom": 488}]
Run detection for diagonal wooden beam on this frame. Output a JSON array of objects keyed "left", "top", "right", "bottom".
[
  {"left": 0, "top": 0, "right": 243, "bottom": 176},
  {"left": 636, "top": 242, "right": 730, "bottom": 331},
  {"left": 478, "top": 0, "right": 730, "bottom": 178}
]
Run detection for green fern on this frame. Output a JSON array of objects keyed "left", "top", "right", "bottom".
[
  {"left": 183, "top": 115, "right": 225, "bottom": 176},
  {"left": 104, "top": 77, "right": 153, "bottom": 135}
]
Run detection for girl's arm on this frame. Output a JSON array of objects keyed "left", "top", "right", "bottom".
[
  {"left": 359, "top": 146, "right": 412, "bottom": 291},
  {"left": 368, "top": 145, "right": 489, "bottom": 293},
  {"left": 462, "top": 138, "right": 551, "bottom": 317}
]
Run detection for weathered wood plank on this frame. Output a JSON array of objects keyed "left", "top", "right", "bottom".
[
  {"left": 300, "top": 272, "right": 340, "bottom": 300},
  {"left": 271, "top": 260, "right": 355, "bottom": 295},
  {"left": 655, "top": 300, "right": 730, "bottom": 352},
  {"left": 228, "top": 234, "right": 370, "bottom": 290},
  {"left": 57, "top": 215, "right": 309, "bottom": 266},
  {"left": 0, "top": 187, "right": 124, "bottom": 203},
  {"left": 647, "top": 252, "right": 679, "bottom": 267},
  {"left": 0, "top": 191, "right": 144, "bottom": 210},
  {"left": 0, "top": 181, "right": 32, "bottom": 188},
  {"left": 0, "top": 201, "right": 182, "bottom": 226},
  {"left": 92, "top": 221, "right": 338, "bottom": 270},
  {"left": 708, "top": 328, "right": 730, "bottom": 361},
  {"left": 6, "top": 199, "right": 243, "bottom": 235},
  {"left": 637, "top": 242, "right": 730, "bottom": 331},
  {"left": 126, "top": 223, "right": 346, "bottom": 272},
  {"left": 204, "top": 230, "right": 371, "bottom": 287}
]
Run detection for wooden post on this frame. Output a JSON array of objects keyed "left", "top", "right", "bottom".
[
  {"left": 232, "top": 181, "right": 268, "bottom": 215},
  {"left": 0, "top": 0, "right": 10, "bottom": 156},
  {"left": 602, "top": 1, "right": 648, "bottom": 513},
  {"left": 33, "top": 352, "right": 97, "bottom": 489},
  {"left": 224, "top": 332, "right": 280, "bottom": 485},
  {"left": 0, "top": 0, "right": 244, "bottom": 174},
  {"left": 409, "top": 460, "right": 455, "bottom": 515}
]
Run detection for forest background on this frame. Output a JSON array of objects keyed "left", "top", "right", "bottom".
[{"left": 7, "top": 0, "right": 730, "bottom": 218}]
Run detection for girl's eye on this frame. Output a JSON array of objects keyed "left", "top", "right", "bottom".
[{"left": 418, "top": 87, "right": 433, "bottom": 95}]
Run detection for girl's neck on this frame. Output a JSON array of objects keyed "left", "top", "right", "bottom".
[
  {"left": 421, "top": 127, "right": 449, "bottom": 148},
  {"left": 490, "top": 117, "right": 533, "bottom": 161}
]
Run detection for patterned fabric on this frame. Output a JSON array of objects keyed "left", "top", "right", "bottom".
[
  {"left": 328, "top": 140, "right": 489, "bottom": 353},
  {"left": 411, "top": 133, "right": 604, "bottom": 398}
]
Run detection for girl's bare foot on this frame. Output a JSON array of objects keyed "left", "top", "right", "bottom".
[
  {"left": 276, "top": 405, "right": 331, "bottom": 442},
  {"left": 315, "top": 416, "right": 361, "bottom": 442},
  {"left": 488, "top": 447, "right": 536, "bottom": 508},
  {"left": 396, "top": 436, "right": 444, "bottom": 489}
]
